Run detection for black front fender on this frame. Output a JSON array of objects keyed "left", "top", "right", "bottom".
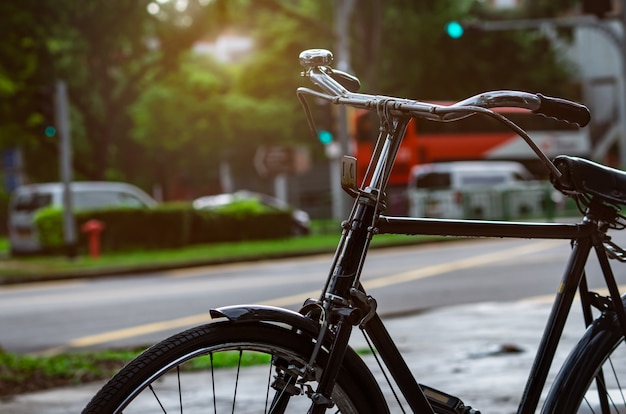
[
  {"left": 210, "top": 304, "right": 390, "bottom": 413},
  {"left": 210, "top": 304, "right": 321, "bottom": 337}
]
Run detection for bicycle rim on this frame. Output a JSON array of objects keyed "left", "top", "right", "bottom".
[
  {"left": 82, "top": 320, "right": 386, "bottom": 413},
  {"left": 543, "top": 309, "right": 626, "bottom": 413}
]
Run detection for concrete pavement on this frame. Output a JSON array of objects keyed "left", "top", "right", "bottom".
[{"left": 0, "top": 298, "right": 592, "bottom": 413}]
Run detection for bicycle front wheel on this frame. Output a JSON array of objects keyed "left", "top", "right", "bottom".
[
  {"left": 543, "top": 296, "right": 626, "bottom": 413},
  {"left": 82, "top": 320, "right": 388, "bottom": 413}
]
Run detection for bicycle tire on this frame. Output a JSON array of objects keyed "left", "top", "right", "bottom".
[
  {"left": 542, "top": 295, "right": 626, "bottom": 413},
  {"left": 82, "top": 319, "right": 389, "bottom": 413}
]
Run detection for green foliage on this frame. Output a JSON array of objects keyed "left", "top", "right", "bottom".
[
  {"left": 212, "top": 198, "right": 276, "bottom": 217},
  {"left": 369, "top": 0, "right": 576, "bottom": 101},
  {"left": 1, "top": 0, "right": 581, "bottom": 197},
  {"left": 34, "top": 202, "right": 294, "bottom": 253},
  {"left": 129, "top": 52, "right": 301, "bottom": 194},
  {"left": 34, "top": 206, "right": 64, "bottom": 248}
]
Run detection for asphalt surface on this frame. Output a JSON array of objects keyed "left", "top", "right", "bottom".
[{"left": 0, "top": 296, "right": 598, "bottom": 414}]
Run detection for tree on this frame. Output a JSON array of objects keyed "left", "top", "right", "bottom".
[
  {"left": 0, "top": 0, "right": 231, "bottom": 184},
  {"left": 0, "top": 0, "right": 581, "bottom": 201},
  {"left": 354, "top": 0, "right": 576, "bottom": 102},
  {"left": 128, "top": 0, "right": 333, "bottom": 198}
]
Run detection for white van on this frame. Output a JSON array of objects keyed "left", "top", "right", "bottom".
[
  {"left": 8, "top": 181, "right": 157, "bottom": 255},
  {"left": 407, "top": 161, "right": 547, "bottom": 220}
]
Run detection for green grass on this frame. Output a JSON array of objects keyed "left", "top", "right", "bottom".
[
  {"left": 0, "top": 227, "right": 444, "bottom": 282},
  {"left": 0, "top": 347, "right": 141, "bottom": 396},
  {"left": 1, "top": 344, "right": 377, "bottom": 396},
  {"left": 0, "top": 347, "right": 276, "bottom": 396}
]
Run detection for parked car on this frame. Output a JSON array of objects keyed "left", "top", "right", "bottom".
[
  {"left": 192, "top": 190, "right": 311, "bottom": 236},
  {"left": 8, "top": 181, "right": 157, "bottom": 255},
  {"left": 407, "top": 161, "right": 547, "bottom": 219}
]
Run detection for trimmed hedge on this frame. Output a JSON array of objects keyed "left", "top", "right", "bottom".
[{"left": 34, "top": 200, "right": 295, "bottom": 254}]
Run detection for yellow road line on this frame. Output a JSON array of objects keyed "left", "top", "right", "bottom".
[
  {"left": 37, "top": 239, "right": 563, "bottom": 355},
  {"left": 34, "top": 289, "right": 323, "bottom": 356}
]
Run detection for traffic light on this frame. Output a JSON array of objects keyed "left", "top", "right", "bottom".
[
  {"left": 445, "top": 21, "right": 464, "bottom": 39},
  {"left": 318, "top": 129, "right": 333, "bottom": 145},
  {"left": 316, "top": 101, "right": 335, "bottom": 145},
  {"left": 36, "top": 86, "right": 56, "bottom": 138}
]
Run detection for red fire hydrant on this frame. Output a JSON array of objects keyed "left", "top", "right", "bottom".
[{"left": 81, "top": 219, "right": 105, "bottom": 259}]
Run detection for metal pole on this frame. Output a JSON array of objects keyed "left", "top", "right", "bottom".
[
  {"left": 55, "top": 80, "right": 77, "bottom": 258},
  {"left": 619, "top": 0, "right": 626, "bottom": 167},
  {"left": 332, "top": 0, "right": 356, "bottom": 220},
  {"left": 274, "top": 174, "right": 288, "bottom": 204}
]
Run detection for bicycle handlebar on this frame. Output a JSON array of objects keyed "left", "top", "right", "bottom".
[
  {"left": 297, "top": 49, "right": 592, "bottom": 180},
  {"left": 298, "top": 49, "right": 590, "bottom": 127}
]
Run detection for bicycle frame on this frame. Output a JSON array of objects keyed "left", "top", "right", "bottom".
[
  {"left": 294, "top": 49, "right": 623, "bottom": 413},
  {"left": 304, "top": 115, "right": 625, "bottom": 414},
  {"left": 314, "top": 178, "right": 626, "bottom": 413}
]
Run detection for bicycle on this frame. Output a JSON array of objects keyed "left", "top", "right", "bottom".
[{"left": 82, "top": 48, "right": 626, "bottom": 413}]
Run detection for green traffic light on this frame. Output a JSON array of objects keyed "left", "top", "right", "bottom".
[
  {"left": 318, "top": 129, "right": 333, "bottom": 145},
  {"left": 445, "top": 21, "right": 464, "bottom": 39},
  {"left": 45, "top": 126, "right": 56, "bottom": 137}
]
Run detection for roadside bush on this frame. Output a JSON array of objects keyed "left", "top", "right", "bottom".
[
  {"left": 34, "top": 201, "right": 294, "bottom": 254},
  {"left": 34, "top": 206, "right": 64, "bottom": 248}
]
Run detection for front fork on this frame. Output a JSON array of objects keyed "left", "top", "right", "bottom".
[
  {"left": 302, "top": 113, "right": 412, "bottom": 411},
  {"left": 309, "top": 308, "right": 358, "bottom": 413},
  {"left": 304, "top": 198, "right": 378, "bottom": 411}
]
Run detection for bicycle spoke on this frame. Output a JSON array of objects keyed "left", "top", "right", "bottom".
[
  {"left": 231, "top": 350, "right": 242, "bottom": 414},
  {"left": 148, "top": 383, "right": 168, "bottom": 413},
  {"left": 580, "top": 355, "right": 626, "bottom": 413},
  {"left": 608, "top": 358, "right": 626, "bottom": 409},
  {"left": 211, "top": 353, "right": 216, "bottom": 414},
  {"left": 177, "top": 366, "right": 183, "bottom": 414},
  {"left": 264, "top": 358, "right": 273, "bottom": 414}
]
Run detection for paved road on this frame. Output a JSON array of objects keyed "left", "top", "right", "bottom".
[
  {"left": 0, "top": 238, "right": 568, "bottom": 354},
  {"left": 2, "top": 233, "right": 625, "bottom": 355}
]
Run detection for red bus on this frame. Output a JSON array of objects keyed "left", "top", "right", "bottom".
[{"left": 349, "top": 105, "right": 591, "bottom": 188}]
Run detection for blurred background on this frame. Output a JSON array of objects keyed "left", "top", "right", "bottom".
[{"left": 0, "top": 0, "right": 622, "bottom": 226}]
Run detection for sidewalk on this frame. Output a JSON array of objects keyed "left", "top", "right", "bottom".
[{"left": 0, "top": 298, "right": 586, "bottom": 414}]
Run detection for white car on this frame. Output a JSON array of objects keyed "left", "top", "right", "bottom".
[
  {"left": 193, "top": 190, "right": 311, "bottom": 236},
  {"left": 8, "top": 181, "right": 157, "bottom": 255},
  {"left": 408, "top": 161, "right": 547, "bottom": 220}
]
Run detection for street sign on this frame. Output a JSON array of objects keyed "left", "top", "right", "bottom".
[{"left": 254, "top": 145, "right": 311, "bottom": 176}]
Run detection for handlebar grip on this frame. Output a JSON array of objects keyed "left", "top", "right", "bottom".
[{"left": 533, "top": 94, "right": 591, "bottom": 127}]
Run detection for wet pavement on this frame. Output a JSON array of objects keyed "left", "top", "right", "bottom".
[{"left": 0, "top": 297, "right": 593, "bottom": 413}]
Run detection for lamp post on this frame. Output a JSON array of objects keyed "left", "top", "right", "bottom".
[
  {"left": 331, "top": 0, "right": 356, "bottom": 220},
  {"left": 54, "top": 80, "right": 77, "bottom": 258}
]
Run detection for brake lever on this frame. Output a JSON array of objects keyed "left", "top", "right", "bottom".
[{"left": 329, "top": 69, "right": 361, "bottom": 93}]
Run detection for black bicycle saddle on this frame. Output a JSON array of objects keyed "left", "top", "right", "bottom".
[{"left": 552, "top": 155, "right": 626, "bottom": 205}]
